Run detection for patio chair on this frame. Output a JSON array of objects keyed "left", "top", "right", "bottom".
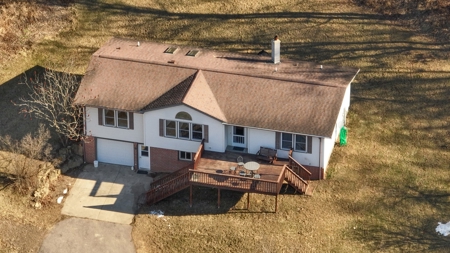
[{"left": 229, "top": 166, "right": 236, "bottom": 174}]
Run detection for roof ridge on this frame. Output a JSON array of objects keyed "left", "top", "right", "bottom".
[
  {"left": 97, "top": 54, "right": 347, "bottom": 89},
  {"left": 140, "top": 72, "right": 197, "bottom": 111}
]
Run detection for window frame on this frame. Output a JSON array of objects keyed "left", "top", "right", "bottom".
[
  {"left": 104, "top": 109, "right": 116, "bottom": 127},
  {"left": 117, "top": 111, "right": 129, "bottom": 129},
  {"left": 178, "top": 122, "right": 190, "bottom": 140},
  {"left": 295, "top": 135, "right": 307, "bottom": 152},
  {"left": 140, "top": 146, "right": 149, "bottom": 157},
  {"left": 191, "top": 124, "right": 203, "bottom": 141},
  {"left": 179, "top": 151, "right": 192, "bottom": 161},
  {"left": 281, "top": 132, "right": 307, "bottom": 152},
  {"left": 163, "top": 119, "right": 204, "bottom": 142},
  {"left": 165, "top": 120, "right": 177, "bottom": 138},
  {"left": 103, "top": 109, "right": 129, "bottom": 129}
]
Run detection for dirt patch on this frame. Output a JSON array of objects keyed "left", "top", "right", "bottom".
[{"left": 0, "top": 169, "right": 76, "bottom": 252}]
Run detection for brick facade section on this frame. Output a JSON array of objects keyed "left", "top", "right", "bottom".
[
  {"left": 150, "top": 147, "right": 193, "bottom": 173},
  {"left": 84, "top": 136, "right": 96, "bottom": 163},
  {"left": 303, "top": 165, "right": 325, "bottom": 180}
]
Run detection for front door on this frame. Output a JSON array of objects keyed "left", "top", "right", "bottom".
[
  {"left": 138, "top": 144, "right": 150, "bottom": 170},
  {"left": 232, "top": 126, "right": 246, "bottom": 148}
]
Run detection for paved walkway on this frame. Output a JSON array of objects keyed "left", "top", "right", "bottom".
[
  {"left": 40, "top": 163, "right": 154, "bottom": 253},
  {"left": 61, "top": 163, "right": 152, "bottom": 224},
  {"left": 39, "top": 218, "right": 135, "bottom": 253}
]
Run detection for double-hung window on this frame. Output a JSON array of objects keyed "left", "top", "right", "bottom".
[
  {"left": 103, "top": 109, "right": 130, "bottom": 129},
  {"left": 117, "top": 111, "right": 129, "bottom": 128},
  {"left": 281, "top": 133, "right": 307, "bottom": 152},
  {"left": 165, "top": 120, "right": 177, "bottom": 137},
  {"left": 192, "top": 124, "right": 203, "bottom": 141},
  {"left": 178, "top": 122, "right": 190, "bottom": 139},
  {"left": 104, "top": 109, "right": 116, "bottom": 126},
  {"left": 295, "top": 135, "right": 306, "bottom": 151},
  {"left": 163, "top": 120, "right": 203, "bottom": 141}
]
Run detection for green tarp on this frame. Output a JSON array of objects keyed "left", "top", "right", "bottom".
[{"left": 340, "top": 126, "right": 347, "bottom": 146}]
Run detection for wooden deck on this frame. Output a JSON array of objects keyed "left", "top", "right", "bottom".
[
  {"left": 196, "top": 151, "right": 288, "bottom": 185},
  {"left": 146, "top": 141, "right": 311, "bottom": 211}
]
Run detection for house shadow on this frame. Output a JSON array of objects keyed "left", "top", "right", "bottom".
[{"left": 61, "top": 163, "right": 154, "bottom": 224}]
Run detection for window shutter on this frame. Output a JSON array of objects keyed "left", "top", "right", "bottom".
[
  {"left": 159, "top": 119, "right": 164, "bottom": 136},
  {"left": 204, "top": 125, "right": 209, "bottom": 143},
  {"left": 98, "top": 108, "right": 103, "bottom": 125},
  {"left": 275, "top": 132, "right": 280, "bottom": 149},
  {"left": 307, "top": 136, "right": 312, "bottom": 154},
  {"left": 128, "top": 112, "right": 134, "bottom": 129}
]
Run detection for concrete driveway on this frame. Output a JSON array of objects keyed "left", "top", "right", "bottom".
[
  {"left": 39, "top": 218, "right": 135, "bottom": 253},
  {"left": 61, "top": 163, "right": 153, "bottom": 224}
]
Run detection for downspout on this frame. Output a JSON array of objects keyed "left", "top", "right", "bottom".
[
  {"left": 319, "top": 137, "right": 322, "bottom": 180},
  {"left": 82, "top": 106, "right": 87, "bottom": 163}
]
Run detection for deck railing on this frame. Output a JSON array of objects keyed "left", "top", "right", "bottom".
[
  {"left": 284, "top": 166, "right": 309, "bottom": 193},
  {"left": 189, "top": 170, "right": 280, "bottom": 195},
  {"left": 146, "top": 166, "right": 191, "bottom": 205},
  {"left": 149, "top": 164, "right": 192, "bottom": 191},
  {"left": 276, "top": 165, "right": 287, "bottom": 193},
  {"left": 288, "top": 155, "right": 312, "bottom": 181},
  {"left": 193, "top": 139, "right": 205, "bottom": 170},
  {"left": 232, "top": 135, "right": 245, "bottom": 144}
]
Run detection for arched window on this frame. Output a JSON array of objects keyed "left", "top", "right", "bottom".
[{"left": 175, "top": 111, "right": 192, "bottom": 121}]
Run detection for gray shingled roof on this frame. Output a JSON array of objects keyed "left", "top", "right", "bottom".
[{"left": 74, "top": 37, "right": 359, "bottom": 137}]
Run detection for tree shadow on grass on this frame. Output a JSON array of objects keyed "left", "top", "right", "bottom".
[
  {"left": 35, "top": 0, "right": 449, "bottom": 67},
  {"left": 0, "top": 66, "right": 47, "bottom": 142},
  {"left": 354, "top": 216, "right": 450, "bottom": 251},
  {"left": 0, "top": 65, "right": 83, "bottom": 148},
  {"left": 336, "top": 177, "right": 450, "bottom": 251}
]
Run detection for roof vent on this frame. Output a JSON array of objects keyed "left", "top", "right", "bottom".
[
  {"left": 186, "top": 50, "right": 200, "bottom": 57},
  {"left": 271, "top": 35, "right": 280, "bottom": 64}
]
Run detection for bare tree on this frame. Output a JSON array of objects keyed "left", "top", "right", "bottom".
[
  {"left": 15, "top": 67, "right": 83, "bottom": 147},
  {"left": 0, "top": 124, "right": 53, "bottom": 194}
]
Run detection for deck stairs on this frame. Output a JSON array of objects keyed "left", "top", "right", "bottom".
[
  {"left": 285, "top": 156, "right": 312, "bottom": 194},
  {"left": 146, "top": 165, "right": 191, "bottom": 206},
  {"left": 284, "top": 166, "right": 309, "bottom": 194}
]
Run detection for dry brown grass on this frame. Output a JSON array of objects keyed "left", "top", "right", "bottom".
[
  {"left": 0, "top": 0, "right": 75, "bottom": 80},
  {"left": 0, "top": 0, "right": 449, "bottom": 252}
]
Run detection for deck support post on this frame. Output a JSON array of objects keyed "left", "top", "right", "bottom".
[
  {"left": 275, "top": 194, "right": 278, "bottom": 213},
  {"left": 217, "top": 188, "right": 221, "bottom": 208},
  {"left": 189, "top": 185, "right": 193, "bottom": 207},
  {"left": 247, "top": 192, "right": 250, "bottom": 210}
]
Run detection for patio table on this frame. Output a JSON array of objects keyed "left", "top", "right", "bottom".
[{"left": 244, "top": 161, "right": 260, "bottom": 175}]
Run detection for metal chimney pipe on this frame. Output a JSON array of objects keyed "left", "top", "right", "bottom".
[{"left": 271, "top": 35, "right": 280, "bottom": 64}]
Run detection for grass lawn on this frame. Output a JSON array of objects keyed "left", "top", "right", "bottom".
[{"left": 1, "top": 0, "right": 449, "bottom": 252}]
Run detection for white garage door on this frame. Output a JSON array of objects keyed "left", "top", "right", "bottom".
[{"left": 97, "top": 139, "right": 134, "bottom": 166}]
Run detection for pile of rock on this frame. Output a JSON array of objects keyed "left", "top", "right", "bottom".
[
  {"left": 32, "top": 142, "right": 84, "bottom": 208},
  {"left": 57, "top": 143, "right": 84, "bottom": 174}
]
